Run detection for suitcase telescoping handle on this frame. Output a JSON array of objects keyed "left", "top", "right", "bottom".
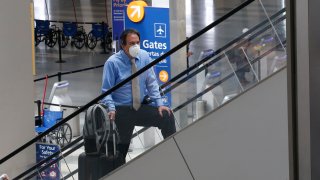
[
  {"left": 112, "top": 121, "right": 116, "bottom": 156},
  {"left": 105, "top": 121, "right": 117, "bottom": 157}
]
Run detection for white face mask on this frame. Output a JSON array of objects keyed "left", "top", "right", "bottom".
[{"left": 129, "top": 44, "right": 140, "bottom": 58}]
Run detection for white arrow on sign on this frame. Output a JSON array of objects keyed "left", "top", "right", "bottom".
[
  {"left": 130, "top": 5, "right": 141, "bottom": 18},
  {"left": 160, "top": 72, "right": 168, "bottom": 80}
]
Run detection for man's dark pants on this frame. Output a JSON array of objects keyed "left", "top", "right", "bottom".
[{"left": 114, "top": 105, "right": 176, "bottom": 161}]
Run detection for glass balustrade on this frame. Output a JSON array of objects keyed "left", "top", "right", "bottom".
[{"left": 1, "top": 1, "right": 287, "bottom": 179}]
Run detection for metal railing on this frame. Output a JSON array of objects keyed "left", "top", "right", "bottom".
[
  {"left": 18, "top": 9, "right": 287, "bottom": 180},
  {"left": 2, "top": 0, "right": 269, "bottom": 178}
]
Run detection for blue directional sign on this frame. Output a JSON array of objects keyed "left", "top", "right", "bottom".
[
  {"left": 111, "top": 0, "right": 133, "bottom": 41},
  {"left": 154, "top": 23, "right": 166, "bottom": 38},
  {"left": 125, "top": 7, "right": 171, "bottom": 107}
]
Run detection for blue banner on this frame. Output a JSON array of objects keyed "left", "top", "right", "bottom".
[
  {"left": 36, "top": 143, "right": 60, "bottom": 180},
  {"left": 125, "top": 7, "right": 171, "bottom": 106},
  {"left": 111, "top": 0, "right": 133, "bottom": 41}
]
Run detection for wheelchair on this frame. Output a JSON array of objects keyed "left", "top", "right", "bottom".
[
  {"left": 35, "top": 109, "right": 72, "bottom": 147},
  {"left": 60, "top": 22, "right": 87, "bottom": 49},
  {"left": 34, "top": 20, "right": 58, "bottom": 48},
  {"left": 86, "top": 23, "right": 112, "bottom": 50}
]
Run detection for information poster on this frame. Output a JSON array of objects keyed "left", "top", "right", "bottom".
[
  {"left": 36, "top": 143, "right": 60, "bottom": 180},
  {"left": 111, "top": 0, "right": 133, "bottom": 41}
]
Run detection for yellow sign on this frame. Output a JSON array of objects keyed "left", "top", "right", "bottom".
[
  {"left": 159, "top": 70, "right": 169, "bottom": 83},
  {"left": 127, "top": 1, "right": 147, "bottom": 23}
]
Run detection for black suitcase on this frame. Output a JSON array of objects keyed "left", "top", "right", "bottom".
[
  {"left": 78, "top": 152, "right": 124, "bottom": 180},
  {"left": 78, "top": 121, "right": 125, "bottom": 180}
]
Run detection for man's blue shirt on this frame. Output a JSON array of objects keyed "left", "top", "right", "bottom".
[{"left": 101, "top": 49, "right": 163, "bottom": 111}]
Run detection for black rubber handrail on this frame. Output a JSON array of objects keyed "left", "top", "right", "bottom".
[
  {"left": 132, "top": 11, "right": 287, "bottom": 139},
  {"left": 60, "top": 40, "right": 287, "bottom": 180},
  {"left": 163, "top": 13, "right": 286, "bottom": 94},
  {"left": 21, "top": 39, "right": 286, "bottom": 180},
  {"left": 17, "top": 1, "right": 286, "bottom": 179},
  {"left": 33, "top": 9, "right": 285, "bottom": 124},
  {"left": 173, "top": 41, "right": 287, "bottom": 112},
  {"left": 0, "top": 0, "right": 255, "bottom": 165},
  {"left": 161, "top": 8, "right": 285, "bottom": 90},
  {"left": 20, "top": 37, "right": 287, "bottom": 180},
  {"left": 24, "top": 19, "right": 286, "bottom": 180},
  {"left": 132, "top": 40, "right": 287, "bottom": 141},
  {"left": 55, "top": 12, "right": 287, "bottom": 180},
  {"left": 14, "top": 3, "right": 286, "bottom": 179},
  {"left": 24, "top": 34, "right": 286, "bottom": 179},
  {"left": 15, "top": 7, "right": 287, "bottom": 180},
  {"left": 32, "top": 8, "right": 286, "bottom": 111},
  {"left": 130, "top": 7, "right": 286, "bottom": 137},
  {"left": 61, "top": 169, "right": 78, "bottom": 180}
]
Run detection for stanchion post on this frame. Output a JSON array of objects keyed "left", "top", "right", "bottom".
[
  {"left": 186, "top": 37, "right": 190, "bottom": 70},
  {"left": 36, "top": 100, "right": 41, "bottom": 117},
  {"left": 35, "top": 100, "right": 42, "bottom": 126},
  {"left": 186, "top": 37, "right": 190, "bottom": 76},
  {"left": 115, "top": 36, "right": 119, "bottom": 53},
  {"left": 101, "top": 21, "right": 109, "bottom": 54},
  {"left": 58, "top": 72, "right": 62, "bottom": 82},
  {"left": 56, "top": 29, "right": 66, "bottom": 63}
]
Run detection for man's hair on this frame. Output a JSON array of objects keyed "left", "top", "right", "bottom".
[{"left": 120, "top": 29, "right": 140, "bottom": 46}]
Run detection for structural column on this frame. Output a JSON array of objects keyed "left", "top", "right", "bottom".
[
  {"left": 169, "top": 0, "right": 188, "bottom": 129},
  {"left": 287, "top": 0, "right": 320, "bottom": 179},
  {"left": 0, "top": 0, "right": 35, "bottom": 176}
]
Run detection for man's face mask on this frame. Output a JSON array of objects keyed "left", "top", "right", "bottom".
[{"left": 129, "top": 44, "right": 140, "bottom": 58}]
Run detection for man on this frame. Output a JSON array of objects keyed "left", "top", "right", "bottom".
[
  {"left": 228, "top": 47, "right": 251, "bottom": 85},
  {"left": 101, "top": 28, "right": 176, "bottom": 160}
]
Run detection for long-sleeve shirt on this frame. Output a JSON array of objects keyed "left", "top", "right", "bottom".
[{"left": 101, "top": 49, "right": 163, "bottom": 111}]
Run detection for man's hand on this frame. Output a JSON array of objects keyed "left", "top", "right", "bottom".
[
  {"left": 108, "top": 111, "right": 116, "bottom": 121},
  {"left": 158, "top": 106, "right": 172, "bottom": 117}
]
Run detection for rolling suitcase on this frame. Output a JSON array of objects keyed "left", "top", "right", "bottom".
[{"left": 78, "top": 121, "right": 125, "bottom": 180}]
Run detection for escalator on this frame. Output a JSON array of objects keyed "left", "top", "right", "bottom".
[
  {"left": 103, "top": 68, "right": 288, "bottom": 180},
  {"left": 0, "top": 0, "right": 287, "bottom": 179}
]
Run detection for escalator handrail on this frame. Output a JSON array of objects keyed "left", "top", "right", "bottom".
[
  {"left": 60, "top": 10, "right": 288, "bottom": 180},
  {"left": 163, "top": 13, "right": 286, "bottom": 94},
  {"left": 15, "top": 5, "right": 285, "bottom": 179},
  {"left": 18, "top": 38, "right": 286, "bottom": 179},
  {"left": 14, "top": 5, "right": 286, "bottom": 180},
  {"left": 173, "top": 40, "right": 287, "bottom": 112},
  {"left": 132, "top": 40, "right": 287, "bottom": 143},
  {"left": 0, "top": 0, "right": 255, "bottom": 165},
  {"left": 161, "top": 8, "right": 285, "bottom": 90}
]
